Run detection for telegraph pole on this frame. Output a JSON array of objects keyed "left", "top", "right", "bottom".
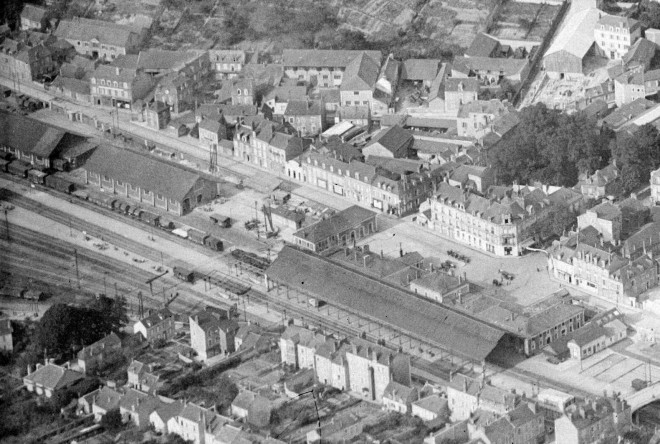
[
  {"left": 74, "top": 248, "right": 81, "bottom": 289},
  {"left": 3, "top": 209, "right": 9, "bottom": 241}
]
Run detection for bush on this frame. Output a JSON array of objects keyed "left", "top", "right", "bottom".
[{"left": 100, "top": 408, "right": 124, "bottom": 433}]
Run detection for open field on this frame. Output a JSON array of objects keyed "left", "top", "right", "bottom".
[
  {"left": 421, "top": 0, "right": 493, "bottom": 48},
  {"left": 489, "top": 2, "right": 561, "bottom": 42}
]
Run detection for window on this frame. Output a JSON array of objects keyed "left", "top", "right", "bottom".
[
  {"left": 354, "top": 91, "right": 359, "bottom": 95},
  {"left": 100, "top": 79, "right": 105, "bottom": 86},
  {"left": 237, "top": 89, "right": 241, "bottom": 95},
  {"left": 116, "top": 180, "right": 123, "bottom": 186},
  {"left": 113, "top": 81, "right": 118, "bottom": 88},
  {"left": 157, "top": 193, "right": 164, "bottom": 200}
]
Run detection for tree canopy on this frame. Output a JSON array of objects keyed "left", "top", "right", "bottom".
[
  {"left": 611, "top": 124, "right": 660, "bottom": 195},
  {"left": 33, "top": 301, "right": 125, "bottom": 358},
  {"left": 490, "top": 103, "right": 612, "bottom": 187}
]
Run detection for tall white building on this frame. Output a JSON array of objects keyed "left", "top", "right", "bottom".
[{"left": 595, "top": 15, "right": 641, "bottom": 60}]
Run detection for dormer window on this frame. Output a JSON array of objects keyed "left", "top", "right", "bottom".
[
  {"left": 237, "top": 89, "right": 241, "bottom": 95},
  {"left": 244, "top": 89, "right": 248, "bottom": 95}
]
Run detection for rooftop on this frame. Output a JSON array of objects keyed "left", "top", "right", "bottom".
[
  {"left": 54, "top": 17, "right": 139, "bottom": 48},
  {"left": 266, "top": 246, "right": 506, "bottom": 361},
  {"left": 84, "top": 145, "right": 203, "bottom": 202},
  {"left": 293, "top": 205, "right": 376, "bottom": 244},
  {"left": 282, "top": 49, "right": 381, "bottom": 69},
  {"left": 25, "top": 363, "right": 84, "bottom": 391},
  {"left": 401, "top": 59, "right": 442, "bottom": 81}
]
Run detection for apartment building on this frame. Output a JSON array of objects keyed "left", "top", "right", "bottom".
[
  {"left": 421, "top": 183, "right": 578, "bottom": 256},
  {"left": 89, "top": 60, "right": 153, "bottom": 108},
  {"left": 234, "top": 120, "right": 306, "bottom": 174},
  {"left": 208, "top": 49, "right": 246, "bottom": 79},
  {"left": 548, "top": 226, "right": 658, "bottom": 307},
  {"left": 189, "top": 309, "right": 239, "bottom": 361},
  {"left": 595, "top": 16, "right": 641, "bottom": 60},
  {"left": 457, "top": 99, "right": 513, "bottom": 140},
  {"left": 288, "top": 151, "right": 439, "bottom": 217}
]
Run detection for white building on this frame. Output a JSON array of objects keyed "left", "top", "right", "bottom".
[{"left": 595, "top": 15, "right": 641, "bottom": 60}]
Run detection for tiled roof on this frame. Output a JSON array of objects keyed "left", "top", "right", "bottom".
[
  {"left": 623, "top": 38, "right": 657, "bottom": 66},
  {"left": 264, "top": 85, "right": 308, "bottom": 103},
  {"left": 453, "top": 56, "right": 528, "bottom": 77},
  {"left": 284, "top": 100, "right": 323, "bottom": 116},
  {"left": 267, "top": 247, "right": 506, "bottom": 361},
  {"left": 401, "top": 59, "right": 442, "bottom": 81},
  {"left": 569, "top": 323, "right": 608, "bottom": 346},
  {"left": 410, "top": 272, "right": 464, "bottom": 295},
  {"left": 598, "top": 14, "right": 638, "bottom": 28},
  {"left": 589, "top": 201, "right": 621, "bottom": 221},
  {"left": 77, "top": 332, "right": 121, "bottom": 359},
  {"left": 21, "top": 4, "right": 47, "bottom": 23},
  {"left": 136, "top": 49, "right": 202, "bottom": 72},
  {"left": 458, "top": 99, "right": 512, "bottom": 118},
  {"left": 93, "top": 386, "right": 123, "bottom": 412},
  {"left": 208, "top": 49, "right": 245, "bottom": 64},
  {"left": 282, "top": 49, "right": 381, "bottom": 69},
  {"left": 466, "top": 33, "right": 500, "bottom": 57},
  {"left": 0, "top": 111, "right": 66, "bottom": 158},
  {"left": 545, "top": 8, "right": 602, "bottom": 59},
  {"left": 153, "top": 400, "right": 184, "bottom": 423},
  {"left": 364, "top": 125, "right": 414, "bottom": 157},
  {"left": 293, "top": 205, "right": 376, "bottom": 244},
  {"left": 127, "top": 360, "right": 145, "bottom": 376},
  {"left": 601, "top": 98, "right": 655, "bottom": 128},
  {"left": 138, "top": 308, "right": 174, "bottom": 329},
  {"left": 444, "top": 77, "right": 480, "bottom": 93},
  {"left": 413, "top": 394, "right": 448, "bottom": 413},
  {"left": 341, "top": 52, "right": 380, "bottom": 91},
  {"left": 91, "top": 64, "right": 138, "bottom": 83},
  {"left": 25, "top": 363, "right": 83, "bottom": 391},
  {"left": 84, "top": 145, "right": 202, "bottom": 202},
  {"left": 54, "top": 17, "right": 138, "bottom": 48},
  {"left": 383, "top": 381, "right": 416, "bottom": 403}
]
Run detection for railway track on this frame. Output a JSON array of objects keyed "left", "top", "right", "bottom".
[{"left": 1, "top": 173, "right": 594, "bottom": 394}]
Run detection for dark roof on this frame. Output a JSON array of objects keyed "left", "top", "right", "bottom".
[
  {"left": 284, "top": 100, "right": 323, "bottom": 116},
  {"left": 623, "top": 38, "right": 656, "bottom": 66},
  {"left": 293, "top": 206, "right": 376, "bottom": 244},
  {"left": 272, "top": 206, "right": 305, "bottom": 223},
  {"left": 267, "top": 246, "right": 506, "bottom": 361},
  {"left": 0, "top": 111, "right": 66, "bottom": 158},
  {"left": 84, "top": 145, "right": 203, "bottom": 202},
  {"left": 341, "top": 52, "right": 380, "bottom": 91},
  {"left": 25, "top": 363, "right": 84, "bottom": 390},
  {"left": 364, "top": 125, "right": 414, "bottom": 157},
  {"left": 466, "top": 33, "right": 500, "bottom": 57},
  {"left": 401, "top": 59, "right": 442, "bottom": 81}
]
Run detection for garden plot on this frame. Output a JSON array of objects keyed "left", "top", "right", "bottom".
[{"left": 489, "top": 1, "right": 561, "bottom": 42}]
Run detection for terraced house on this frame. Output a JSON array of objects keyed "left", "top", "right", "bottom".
[
  {"left": 89, "top": 57, "right": 153, "bottom": 108},
  {"left": 282, "top": 49, "right": 382, "bottom": 87},
  {"left": 288, "top": 151, "right": 440, "bottom": 216}
]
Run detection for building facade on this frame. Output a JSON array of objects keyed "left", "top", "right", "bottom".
[{"left": 595, "top": 16, "right": 641, "bottom": 60}]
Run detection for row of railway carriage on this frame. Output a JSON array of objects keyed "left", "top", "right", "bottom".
[{"left": 0, "top": 152, "right": 227, "bottom": 252}]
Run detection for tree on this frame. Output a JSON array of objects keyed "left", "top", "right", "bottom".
[
  {"left": 100, "top": 409, "right": 124, "bottom": 433},
  {"left": 490, "top": 103, "right": 612, "bottom": 187},
  {"left": 33, "top": 304, "right": 114, "bottom": 358},
  {"left": 639, "top": 1, "right": 660, "bottom": 29}
]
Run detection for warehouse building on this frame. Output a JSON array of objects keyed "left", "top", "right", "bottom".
[{"left": 543, "top": 8, "right": 603, "bottom": 79}]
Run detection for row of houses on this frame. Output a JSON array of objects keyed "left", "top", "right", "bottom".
[{"left": 77, "top": 385, "right": 282, "bottom": 444}]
